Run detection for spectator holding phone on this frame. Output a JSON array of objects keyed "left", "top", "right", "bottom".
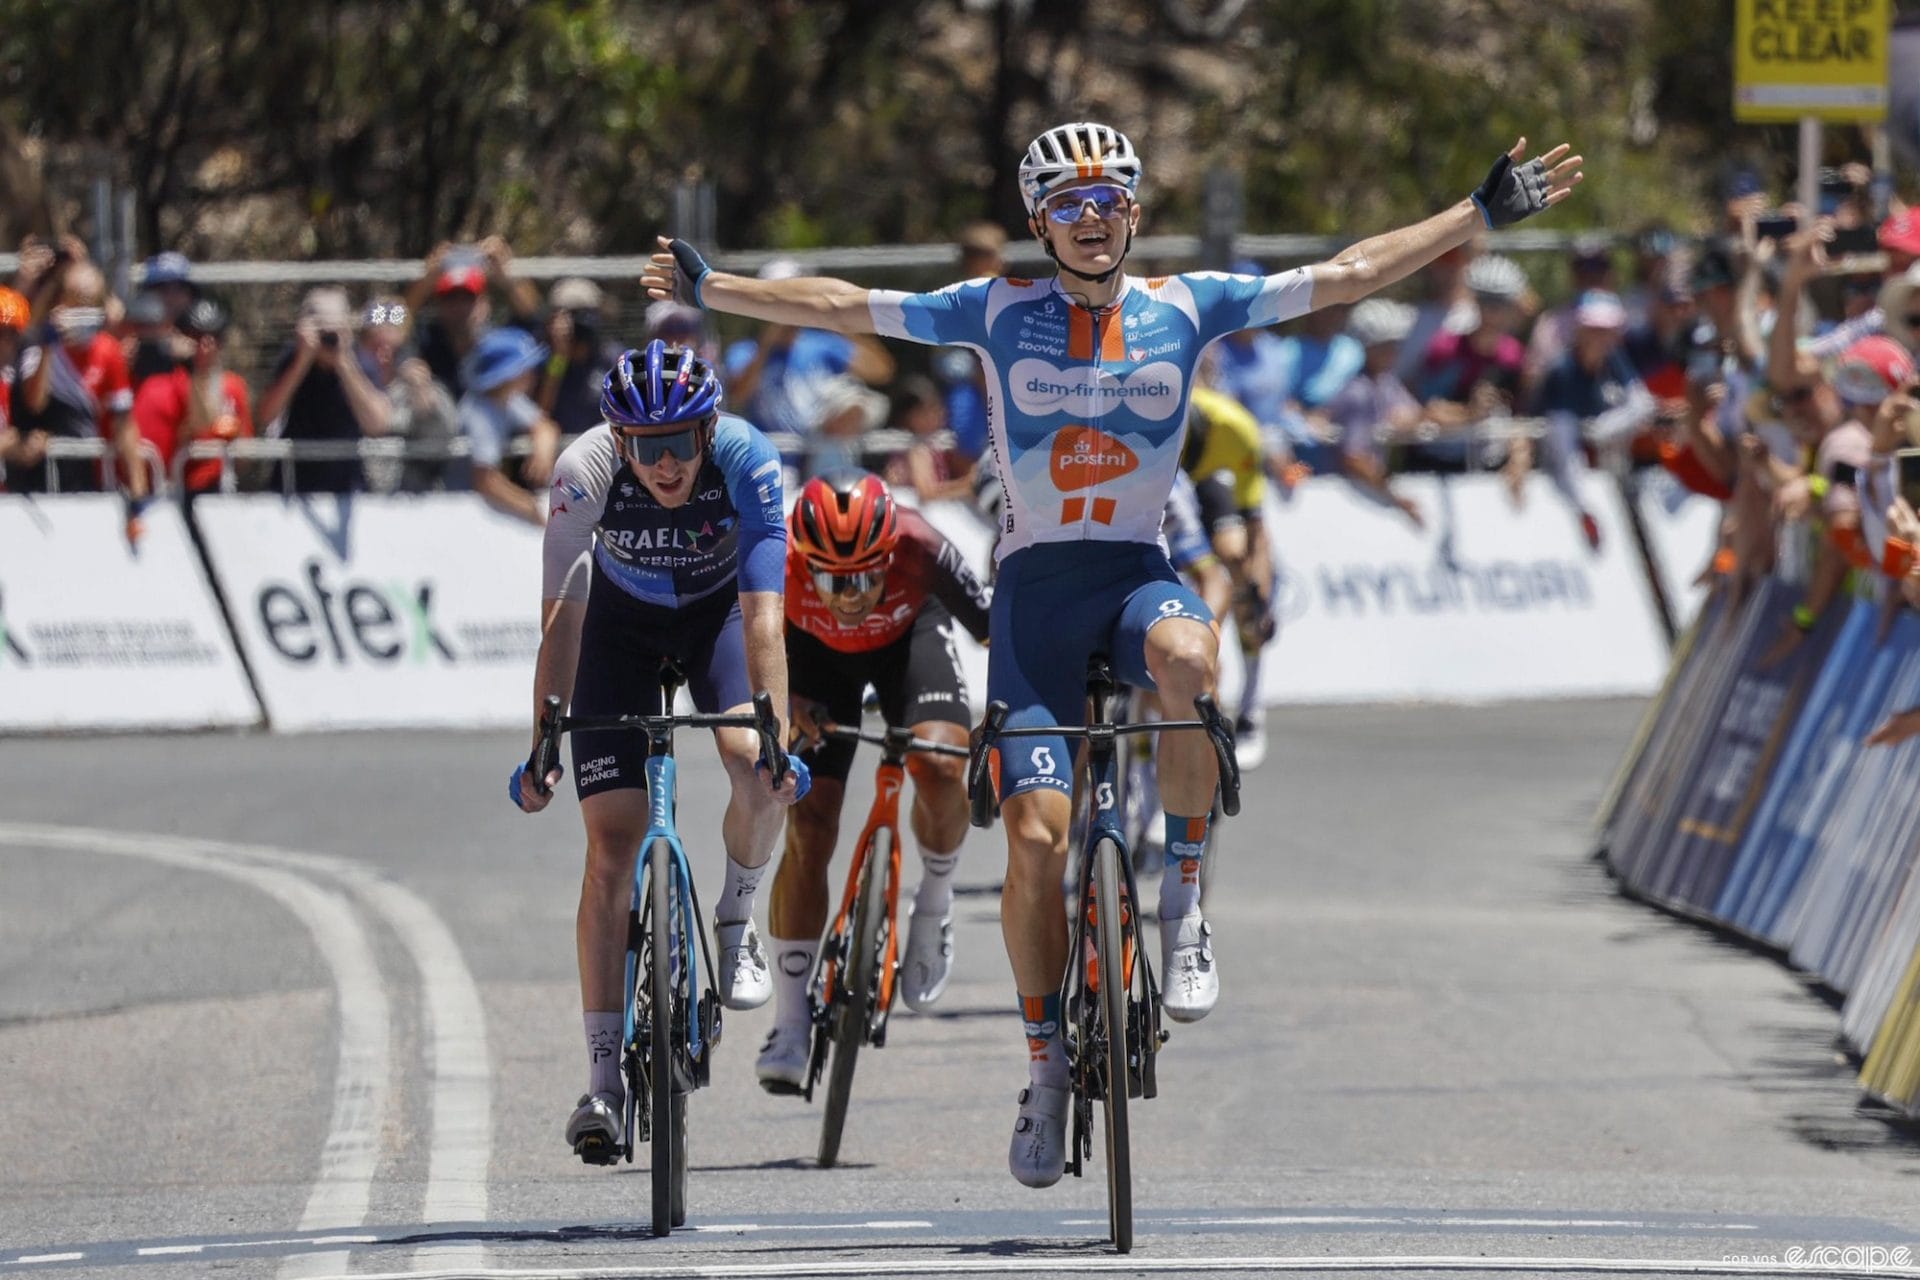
[
  {"left": 537, "top": 277, "right": 617, "bottom": 433},
  {"left": 407, "top": 236, "right": 542, "bottom": 400},
  {"left": 132, "top": 297, "right": 251, "bottom": 495},
  {"left": 255, "top": 287, "right": 392, "bottom": 493},
  {"left": 126, "top": 251, "right": 198, "bottom": 389},
  {"left": 11, "top": 254, "right": 145, "bottom": 517}
]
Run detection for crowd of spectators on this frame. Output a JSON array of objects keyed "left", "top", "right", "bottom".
[{"left": 3, "top": 168, "right": 1917, "bottom": 565}]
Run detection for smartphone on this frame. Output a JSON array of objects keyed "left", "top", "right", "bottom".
[
  {"left": 1831, "top": 460, "right": 1859, "bottom": 488},
  {"left": 319, "top": 331, "right": 340, "bottom": 351},
  {"left": 1830, "top": 225, "right": 1879, "bottom": 257},
  {"left": 1897, "top": 448, "right": 1920, "bottom": 511},
  {"left": 1817, "top": 168, "right": 1854, "bottom": 217},
  {"left": 1754, "top": 212, "right": 1798, "bottom": 242}
]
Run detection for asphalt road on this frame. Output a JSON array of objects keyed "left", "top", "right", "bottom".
[{"left": 3, "top": 699, "right": 1918, "bottom": 1279}]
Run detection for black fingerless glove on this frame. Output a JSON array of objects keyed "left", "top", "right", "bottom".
[{"left": 1470, "top": 153, "right": 1551, "bottom": 229}]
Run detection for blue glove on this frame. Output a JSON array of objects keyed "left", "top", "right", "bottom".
[
  {"left": 669, "top": 239, "right": 713, "bottom": 307},
  {"left": 758, "top": 752, "right": 812, "bottom": 800},
  {"left": 510, "top": 760, "right": 562, "bottom": 809}
]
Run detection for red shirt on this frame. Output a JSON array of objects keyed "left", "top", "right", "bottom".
[
  {"left": 133, "top": 367, "right": 253, "bottom": 492},
  {"left": 786, "top": 506, "right": 991, "bottom": 653}
]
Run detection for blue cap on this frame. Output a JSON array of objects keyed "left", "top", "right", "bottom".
[
  {"left": 463, "top": 327, "right": 549, "bottom": 393},
  {"left": 142, "top": 251, "right": 193, "bottom": 285}
]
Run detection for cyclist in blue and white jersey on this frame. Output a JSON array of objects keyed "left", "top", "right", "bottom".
[
  {"left": 511, "top": 339, "right": 810, "bottom": 1164},
  {"left": 643, "top": 122, "right": 1582, "bottom": 1188}
]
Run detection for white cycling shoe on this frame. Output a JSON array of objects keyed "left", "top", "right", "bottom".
[
  {"left": 1159, "top": 911, "right": 1218, "bottom": 1023},
  {"left": 715, "top": 918, "right": 772, "bottom": 1010},
  {"left": 1008, "top": 1082, "right": 1072, "bottom": 1188},
  {"left": 900, "top": 908, "right": 955, "bottom": 1012},
  {"left": 1234, "top": 709, "right": 1268, "bottom": 771},
  {"left": 565, "top": 1090, "right": 625, "bottom": 1165},
  {"left": 756, "top": 1023, "right": 811, "bottom": 1097}
]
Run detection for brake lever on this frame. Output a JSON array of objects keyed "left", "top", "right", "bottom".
[
  {"left": 968, "top": 701, "right": 1009, "bottom": 829},
  {"left": 752, "top": 691, "right": 789, "bottom": 785},
  {"left": 1193, "top": 692, "right": 1241, "bottom": 817}
]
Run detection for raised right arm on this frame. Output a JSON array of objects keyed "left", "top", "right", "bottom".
[{"left": 643, "top": 237, "right": 880, "bottom": 335}]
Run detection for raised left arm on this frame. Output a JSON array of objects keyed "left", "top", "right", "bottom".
[{"left": 1309, "top": 139, "right": 1583, "bottom": 309}]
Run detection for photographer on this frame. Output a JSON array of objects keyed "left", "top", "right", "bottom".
[{"left": 254, "top": 287, "right": 391, "bottom": 493}]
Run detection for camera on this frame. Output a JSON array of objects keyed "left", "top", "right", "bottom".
[{"left": 319, "top": 331, "right": 340, "bottom": 350}]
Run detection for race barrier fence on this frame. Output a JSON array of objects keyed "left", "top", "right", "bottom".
[{"left": 1598, "top": 577, "right": 1920, "bottom": 1117}]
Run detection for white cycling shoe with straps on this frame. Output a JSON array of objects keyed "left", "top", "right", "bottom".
[
  {"left": 1159, "top": 911, "right": 1218, "bottom": 1023},
  {"left": 1007, "top": 1082, "right": 1071, "bottom": 1188},
  {"left": 900, "top": 908, "right": 955, "bottom": 1012},
  {"left": 715, "top": 918, "right": 772, "bottom": 1011}
]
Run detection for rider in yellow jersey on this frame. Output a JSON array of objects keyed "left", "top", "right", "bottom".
[{"left": 1181, "top": 386, "right": 1278, "bottom": 764}]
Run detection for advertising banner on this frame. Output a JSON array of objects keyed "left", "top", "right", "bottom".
[
  {"left": 1644, "top": 590, "right": 1843, "bottom": 911},
  {"left": 1717, "top": 599, "right": 1882, "bottom": 936},
  {"left": 0, "top": 496, "right": 259, "bottom": 731},
  {"left": 1260, "top": 474, "right": 1670, "bottom": 704},
  {"left": 193, "top": 495, "right": 543, "bottom": 731}
]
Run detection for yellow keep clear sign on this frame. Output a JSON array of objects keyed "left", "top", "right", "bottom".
[{"left": 1735, "top": 0, "right": 1890, "bottom": 122}]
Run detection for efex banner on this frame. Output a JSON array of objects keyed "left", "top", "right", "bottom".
[{"left": 193, "top": 494, "right": 543, "bottom": 730}]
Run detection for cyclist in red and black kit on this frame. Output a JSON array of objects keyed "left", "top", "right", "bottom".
[{"left": 756, "top": 470, "right": 992, "bottom": 1093}]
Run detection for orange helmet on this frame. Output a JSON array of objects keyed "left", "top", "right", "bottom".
[
  {"left": 789, "top": 470, "right": 899, "bottom": 572},
  {"left": 0, "top": 286, "right": 27, "bottom": 331}
]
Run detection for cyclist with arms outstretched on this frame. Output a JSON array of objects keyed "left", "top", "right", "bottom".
[
  {"left": 755, "top": 469, "right": 993, "bottom": 1093},
  {"left": 512, "top": 339, "right": 810, "bottom": 1162},
  {"left": 643, "top": 123, "right": 1582, "bottom": 1188}
]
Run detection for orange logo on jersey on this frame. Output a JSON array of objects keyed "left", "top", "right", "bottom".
[{"left": 1050, "top": 426, "right": 1137, "bottom": 492}]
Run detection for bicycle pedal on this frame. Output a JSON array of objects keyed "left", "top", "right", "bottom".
[{"left": 572, "top": 1135, "right": 619, "bottom": 1167}]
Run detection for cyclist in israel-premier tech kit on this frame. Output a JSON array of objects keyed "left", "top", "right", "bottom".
[
  {"left": 511, "top": 339, "right": 811, "bottom": 1161},
  {"left": 644, "top": 122, "right": 1582, "bottom": 1187}
]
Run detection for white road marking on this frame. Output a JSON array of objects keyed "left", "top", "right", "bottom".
[
  {"left": 0, "top": 825, "right": 392, "bottom": 1280},
  {"left": 0, "top": 823, "right": 492, "bottom": 1276},
  {"left": 1057, "top": 1214, "right": 1762, "bottom": 1231},
  {"left": 10, "top": 1255, "right": 84, "bottom": 1265},
  {"left": 303, "top": 1253, "right": 1920, "bottom": 1280}
]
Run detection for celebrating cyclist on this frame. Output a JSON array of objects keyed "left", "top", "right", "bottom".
[
  {"left": 756, "top": 469, "right": 993, "bottom": 1093},
  {"left": 512, "top": 339, "right": 809, "bottom": 1163},
  {"left": 644, "top": 122, "right": 1581, "bottom": 1188}
]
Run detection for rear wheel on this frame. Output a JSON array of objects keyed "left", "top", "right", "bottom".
[
  {"left": 647, "top": 838, "right": 676, "bottom": 1236},
  {"left": 669, "top": 1093, "right": 688, "bottom": 1226},
  {"left": 819, "top": 829, "right": 888, "bottom": 1168},
  {"left": 1095, "top": 838, "right": 1133, "bottom": 1253}
]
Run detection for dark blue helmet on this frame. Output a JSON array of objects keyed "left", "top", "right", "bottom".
[{"left": 601, "top": 340, "right": 723, "bottom": 427}]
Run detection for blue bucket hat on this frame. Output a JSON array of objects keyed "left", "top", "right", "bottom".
[
  {"left": 142, "top": 251, "right": 193, "bottom": 286},
  {"left": 464, "top": 327, "right": 549, "bottom": 393}
]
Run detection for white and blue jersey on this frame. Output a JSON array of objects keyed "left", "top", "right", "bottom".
[
  {"left": 869, "top": 271, "right": 1313, "bottom": 561},
  {"left": 542, "top": 413, "right": 787, "bottom": 609},
  {"left": 870, "top": 270, "right": 1315, "bottom": 799}
]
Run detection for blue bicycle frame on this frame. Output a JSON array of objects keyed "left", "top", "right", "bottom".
[{"left": 624, "top": 752, "right": 709, "bottom": 1065}]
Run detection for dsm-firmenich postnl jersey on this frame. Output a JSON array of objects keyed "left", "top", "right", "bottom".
[{"left": 869, "top": 271, "right": 1314, "bottom": 559}]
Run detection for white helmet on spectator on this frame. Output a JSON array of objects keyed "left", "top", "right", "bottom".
[
  {"left": 1346, "top": 299, "right": 1417, "bottom": 348},
  {"left": 1018, "top": 122, "right": 1143, "bottom": 215},
  {"left": 1466, "top": 254, "right": 1529, "bottom": 301}
]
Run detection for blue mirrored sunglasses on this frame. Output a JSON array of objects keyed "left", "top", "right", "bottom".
[
  {"left": 617, "top": 424, "right": 703, "bottom": 467},
  {"left": 1044, "top": 185, "right": 1130, "bottom": 224}
]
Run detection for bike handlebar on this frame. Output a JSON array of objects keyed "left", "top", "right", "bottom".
[
  {"left": 523, "top": 691, "right": 788, "bottom": 798},
  {"left": 964, "top": 694, "right": 1242, "bottom": 829}
]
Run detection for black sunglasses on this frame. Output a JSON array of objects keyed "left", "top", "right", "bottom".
[{"left": 617, "top": 423, "right": 705, "bottom": 467}]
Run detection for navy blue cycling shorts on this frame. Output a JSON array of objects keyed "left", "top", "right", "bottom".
[
  {"left": 988, "top": 541, "right": 1213, "bottom": 802},
  {"left": 569, "top": 568, "right": 751, "bottom": 800}
]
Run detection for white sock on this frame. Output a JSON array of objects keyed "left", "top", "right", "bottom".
[
  {"left": 584, "top": 1010, "right": 624, "bottom": 1099},
  {"left": 772, "top": 938, "right": 818, "bottom": 1033},
  {"left": 913, "top": 846, "right": 960, "bottom": 917},
  {"left": 716, "top": 856, "right": 766, "bottom": 925}
]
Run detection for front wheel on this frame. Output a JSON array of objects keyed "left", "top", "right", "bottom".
[
  {"left": 819, "top": 828, "right": 888, "bottom": 1168},
  {"left": 647, "top": 838, "right": 676, "bottom": 1236},
  {"left": 1095, "top": 838, "right": 1133, "bottom": 1253}
]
